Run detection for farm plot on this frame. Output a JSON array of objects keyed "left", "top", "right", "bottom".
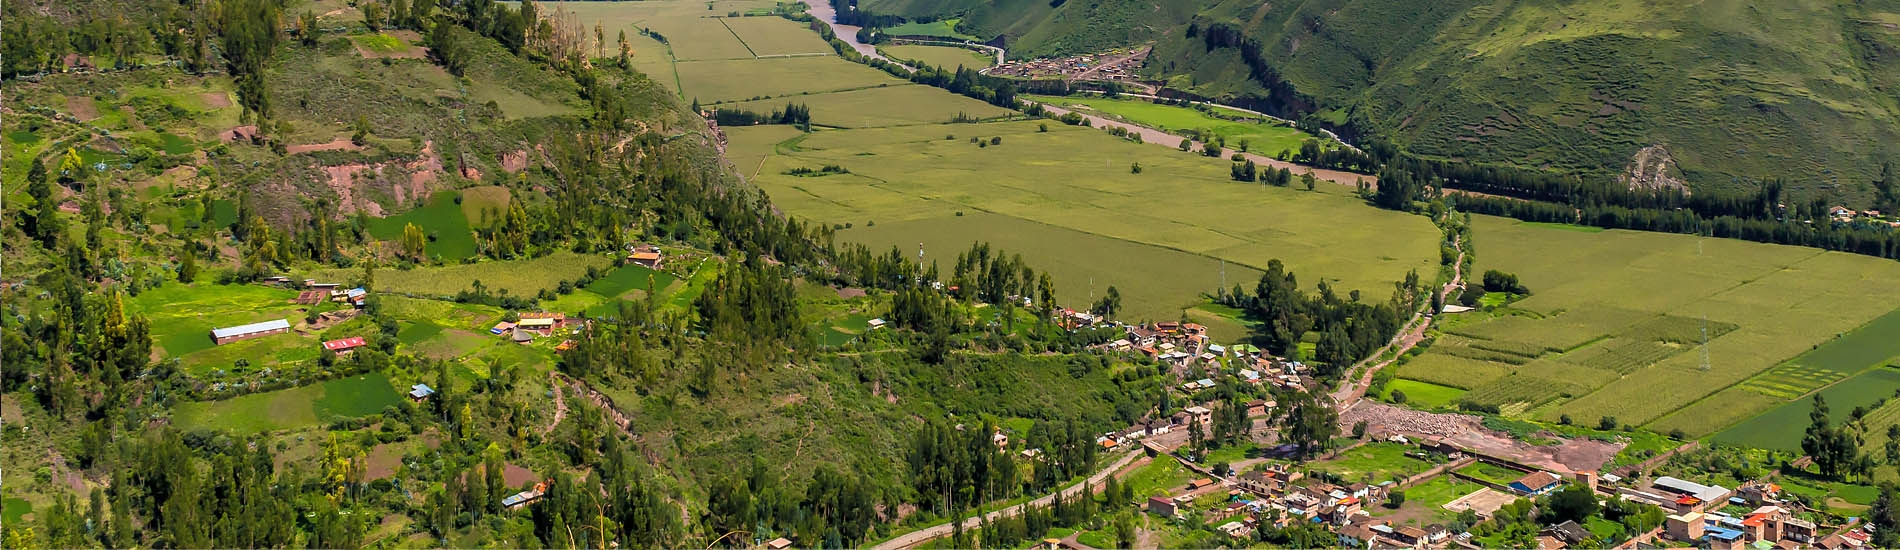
[
  {"left": 1395, "top": 354, "right": 1514, "bottom": 390},
  {"left": 721, "top": 16, "right": 833, "bottom": 57},
  {"left": 368, "top": 190, "right": 478, "bottom": 260},
  {"left": 749, "top": 119, "right": 1439, "bottom": 323},
  {"left": 646, "top": 17, "right": 755, "bottom": 60},
  {"left": 714, "top": 84, "right": 1012, "bottom": 128},
  {"left": 128, "top": 283, "right": 303, "bottom": 361},
  {"left": 1443, "top": 217, "right": 1900, "bottom": 434},
  {"left": 1022, "top": 94, "right": 1329, "bottom": 158},
  {"left": 300, "top": 251, "right": 612, "bottom": 298},
  {"left": 584, "top": 263, "right": 679, "bottom": 298},
  {"left": 1709, "top": 367, "right": 1900, "bottom": 451},
  {"left": 881, "top": 44, "right": 996, "bottom": 70},
  {"left": 174, "top": 372, "right": 404, "bottom": 433},
  {"left": 678, "top": 56, "right": 903, "bottom": 103},
  {"left": 1662, "top": 307, "right": 1900, "bottom": 439},
  {"left": 725, "top": 125, "right": 807, "bottom": 179},
  {"left": 1385, "top": 379, "right": 1467, "bottom": 410}
]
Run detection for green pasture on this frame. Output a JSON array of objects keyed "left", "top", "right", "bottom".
[
  {"left": 722, "top": 16, "right": 833, "bottom": 56},
  {"left": 1710, "top": 367, "right": 1900, "bottom": 451},
  {"left": 1384, "top": 379, "right": 1467, "bottom": 409},
  {"left": 351, "top": 33, "right": 407, "bottom": 53},
  {"left": 368, "top": 190, "right": 478, "bottom": 260},
  {"left": 302, "top": 251, "right": 612, "bottom": 298},
  {"left": 714, "top": 84, "right": 1012, "bottom": 128},
  {"left": 1399, "top": 216, "right": 1900, "bottom": 437},
  {"left": 174, "top": 372, "right": 404, "bottom": 433},
  {"left": 881, "top": 45, "right": 995, "bottom": 70},
  {"left": 459, "top": 185, "right": 513, "bottom": 226},
  {"left": 1455, "top": 461, "right": 1524, "bottom": 486},
  {"left": 128, "top": 283, "right": 302, "bottom": 360},
  {"left": 585, "top": 263, "right": 679, "bottom": 298},
  {"left": 883, "top": 19, "right": 977, "bottom": 40},
  {"left": 1023, "top": 94, "right": 1326, "bottom": 157},
  {"left": 1124, "top": 454, "right": 1194, "bottom": 499},
  {"left": 677, "top": 56, "right": 903, "bottom": 103},
  {"left": 1374, "top": 475, "right": 1482, "bottom": 524},
  {"left": 1308, "top": 442, "right": 1432, "bottom": 482},
  {"left": 2, "top": 498, "right": 30, "bottom": 525},
  {"left": 750, "top": 119, "right": 1438, "bottom": 322}
]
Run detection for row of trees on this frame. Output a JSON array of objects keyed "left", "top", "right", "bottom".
[
  {"left": 906, "top": 418, "right": 1100, "bottom": 519},
  {"left": 1212, "top": 259, "right": 1417, "bottom": 376},
  {"left": 704, "top": 102, "right": 813, "bottom": 127}
]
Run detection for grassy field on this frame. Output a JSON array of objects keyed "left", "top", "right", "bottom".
[
  {"left": 174, "top": 372, "right": 404, "bottom": 433},
  {"left": 884, "top": 18, "right": 977, "bottom": 40},
  {"left": 302, "top": 251, "right": 613, "bottom": 298},
  {"left": 1308, "top": 442, "right": 1433, "bottom": 483},
  {"left": 679, "top": 56, "right": 902, "bottom": 103},
  {"left": 1710, "top": 367, "right": 1900, "bottom": 451},
  {"left": 1394, "top": 216, "right": 1900, "bottom": 435},
  {"left": 458, "top": 185, "right": 512, "bottom": 226},
  {"left": 585, "top": 263, "right": 679, "bottom": 298},
  {"left": 747, "top": 119, "right": 1438, "bottom": 322},
  {"left": 715, "top": 84, "right": 1013, "bottom": 128},
  {"left": 1124, "top": 455, "right": 1195, "bottom": 498},
  {"left": 1024, "top": 94, "right": 1327, "bottom": 158},
  {"left": 721, "top": 16, "right": 833, "bottom": 56},
  {"left": 1374, "top": 475, "right": 1483, "bottom": 525},
  {"left": 1384, "top": 379, "right": 1467, "bottom": 410},
  {"left": 1455, "top": 461, "right": 1525, "bottom": 486},
  {"left": 648, "top": 17, "right": 757, "bottom": 60},
  {"left": 128, "top": 283, "right": 304, "bottom": 361},
  {"left": 368, "top": 190, "right": 478, "bottom": 260},
  {"left": 881, "top": 45, "right": 996, "bottom": 70}
]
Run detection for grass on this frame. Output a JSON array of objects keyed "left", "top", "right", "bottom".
[
  {"left": 884, "top": 19, "right": 978, "bottom": 40},
  {"left": 128, "top": 282, "right": 303, "bottom": 360},
  {"left": 1125, "top": 455, "right": 1194, "bottom": 498},
  {"left": 368, "top": 190, "right": 478, "bottom": 261},
  {"left": 1709, "top": 367, "right": 1900, "bottom": 451},
  {"left": 1375, "top": 475, "right": 1483, "bottom": 524},
  {"left": 1022, "top": 94, "right": 1328, "bottom": 158},
  {"left": 1455, "top": 461, "right": 1525, "bottom": 486},
  {"left": 1397, "top": 216, "right": 1900, "bottom": 437},
  {"left": 3, "top": 498, "right": 31, "bottom": 525},
  {"left": 174, "top": 372, "right": 404, "bottom": 433},
  {"left": 713, "top": 84, "right": 1012, "bottom": 128},
  {"left": 648, "top": 16, "right": 757, "bottom": 60},
  {"left": 721, "top": 16, "right": 833, "bottom": 56},
  {"left": 1385, "top": 379, "right": 1467, "bottom": 409},
  {"left": 584, "top": 263, "right": 678, "bottom": 298},
  {"left": 302, "top": 251, "right": 613, "bottom": 298},
  {"left": 677, "top": 56, "right": 904, "bottom": 103},
  {"left": 881, "top": 45, "right": 996, "bottom": 70},
  {"left": 1308, "top": 442, "right": 1433, "bottom": 482},
  {"left": 459, "top": 185, "right": 512, "bottom": 226},
  {"left": 351, "top": 33, "right": 407, "bottom": 53},
  {"left": 750, "top": 119, "right": 1439, "bottom": 323}
]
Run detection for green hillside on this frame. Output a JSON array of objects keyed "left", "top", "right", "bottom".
[{"left": 854, "top": 0, "right": 1900, "bottom": 198}]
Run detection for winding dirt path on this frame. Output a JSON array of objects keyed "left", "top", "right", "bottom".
[
  {"left": 1332, "top": 236, "right": 1466, "bottom": 409},
  {"left": 1027, "top": 100, "right": 1377, "bottom": 188},
  {"left": 544, "top": 372, "right": 568, "bottom": 435}
]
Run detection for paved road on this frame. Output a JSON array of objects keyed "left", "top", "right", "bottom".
[
  {"left": 870, "top": 450, "right": 1146, "bottom": 550},
  {"left": 797, "top": 0, "right": 912, "bottom": 71},
  {"left": 1026, "top": 100, "right": 1378, "bottom": 188}
]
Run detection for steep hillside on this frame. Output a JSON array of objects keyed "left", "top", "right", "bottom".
[{"left": 856, "top": 0, "right": 1900, "bottom": 197}]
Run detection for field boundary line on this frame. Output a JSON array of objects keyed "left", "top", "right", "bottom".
[
  {"left": 716, "top": 17, "right": 760, "bottom": 58},
  {"left": 700, "top": 83, "right": 924, "bottom": 106}
]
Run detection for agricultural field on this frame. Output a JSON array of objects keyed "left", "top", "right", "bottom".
[
  {"left": 1454, "top": 461, "right": 1526, "bottom": 486},
  {"left": 883, "top": 18, "right": 978, "bottom": 40},
  {"left": 647, "top": 17, "right": 757, "bottom": 60},
  {"left": 721, "top": 16, "right": 833, "bottom": 57},
  {"left": 368, "top": 190, "right": 479, "bottom": 260},
  {"left": 1395, "top": 216, "right": 1900, "bottom": 437},
  {"left": 1383, "top": 379, "right": 1467, "bottom": 410},
  {"left": 715, "top": 84, "right": 1013, "bottom": 128},
  {"left": 300, "top": 251, "right": 613, "bottom": 298},
  {"left": 127, "top": 283, "right": 314, "bottom": 371},
  {"left": 1023, "top": 94, "right": 1329, "bottom": 158},
  {"left": 746, "top": 119, "right": 1439, "bottom": 322},
  {"left": 173, "top": 372, "right": 406, "bottom": 433},
  {"left": 1709, "top": 366, "right": 1900, "bottom": 451},
  {"left": 880, "top": 45, "right": 997, "bottom": 70},
  {"left": 680, "top": 56, "right": 903, "bottom": 104}
]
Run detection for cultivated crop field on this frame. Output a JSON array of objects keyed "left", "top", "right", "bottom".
[
  {"left": 743, "top": 120, "right": 1439, "bottom": 322},
  {"left": 721, "top": 16, "right": 833, "bottom": 57},
  {"left": 716, "top": 84, "right": 1013, "bottom": 128},
  {"left": 1397, "top": 217, "right": 1900, "bottom": 436},
  {"left": 173, "top": 372, "right": 405, "bottom": 433},
  {"left": 301, "top": 251, "right": 612, "bottom": 298},
  {"left": 368, "top": 190, "right": 478, "bottom": 260},
  {"left": 681, "top": 56, "right": 903, "bottom": 104},
  {"left": 1710, "top": 366, "right": 1900, "bottom": 451},
  {"left": 881, "top": 45, "right": 996, "bottom": 70},
  {"left": 1023, "top": 94, "right": 1328, "bottom": 158}
]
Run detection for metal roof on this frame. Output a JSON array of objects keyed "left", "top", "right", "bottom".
[{"left": 211, "top": 319, "right": 290, "bottom": 339}]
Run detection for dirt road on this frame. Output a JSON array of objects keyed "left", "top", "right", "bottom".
[
  {"left": 1026, "top": 100, "right": 1376, "bottom": 187},
  {"left": 871, "top": 450, "right": 1146, "bottom": 550},
  {"left": 1331, "top": 237, "right": 1465, "bottom": 408}
]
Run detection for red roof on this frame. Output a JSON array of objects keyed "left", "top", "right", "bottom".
[
  {"left": 1675, "top": 495, "right": 1701, "bottom": 505},
  {"left": 323, "top": 337, "right": 367, "bottom": 351}
]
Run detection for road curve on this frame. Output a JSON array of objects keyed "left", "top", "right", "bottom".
[
  {"left": 797, "top": 0, "right": 913, "bottom": 71},
  {"left": 1025, "top": 100, "right": 1378, "bottom": 188},
  {"left": 870, "top": 450, "right": 1145, "bottom": 550}
]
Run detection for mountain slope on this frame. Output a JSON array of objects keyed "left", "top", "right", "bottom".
[{"left": 856, "top": 0, "right": 1900, "bottom": 197}]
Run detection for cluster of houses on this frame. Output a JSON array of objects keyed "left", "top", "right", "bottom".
[
  {"left": 982, "top": 49, "right": 1148, "bottom": 85},
  {"left": 1826, "top": 206, "right": 1899, "bottom": 227},
  {"left": 1142, "top": 463, "right": 1408, "bottom": 544},
  {"left": 211, "top": 282, "right": 375, "bottom": 346},
  {"left": 491, "top": 312, "right": 572, "bottom": 344},
  {"left": 1103, "top": 321, "right": 1313, "bottom": 392}
]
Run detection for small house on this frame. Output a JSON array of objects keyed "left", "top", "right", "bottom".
[
  {"left": 1509, "top": 471, "right": 1562, "bottom": 496},
  {"left": 490, "top": 321, "right": 516, "bottom": 335},
  {"left": 1146, "top": 496, "right": 1177, "bottom": 517},
  {"left": 322, "top": 336, "right": 367, "bottom": 355},
  {"left": 409, "top": 383, "right": 436, "bottom": 401},
  {"left": 867, "top": 318, "right": 887, "bottom": 330},
  {"left": 502, "top": 483, "right": 548, "bottom": 509},
  {"left": 764, "top": 537, "right": 794, "bottom": 550}
]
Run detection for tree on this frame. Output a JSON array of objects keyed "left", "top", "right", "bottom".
[
  {"left": 351, "top": 115, "right": 371, "bottom": 146},
  {"left": 1301, "top": 171, "right": 1316, "bottom": 191},
  {"left": 401, "top": 222, "right": 427, "bottom": 260},
  {"left": 1390, "top": 390, "right": 1407, "bottom": 404},
  {"left": 363, "top": 2, "right": 387, "bottom": 31},
  {"left": 1871, "top": 483, "right": 1900, "bottom": 548},
  {"left": 1092, "top": 286, "right": 1121, "bottom": 319},
  {"left": 1542, "top": 483, "right": 1599, "bottom": 524},
  {"left": 1386, "top": 491, "right": 1405, "bottom": 509},
  {"left": 178, "top": 249, "right": 199, "bottom": 283},
  {"left": 222, "top": 0, "right": 284, "bottom": 125},
  {"left": 1179, "top": 138, "right": 1192, "bottom": 152},
  {"left": 1598, "top": 416, "right": 1618, "bottom": 431},
  {"left": 1802, "top": 396, "right": 1860, "bottom": 480},
  {"left": 1281, "top": 392, "right": 1338, "bottom": 459},
  {"left": 1130, "top": 162, "right": 1142, "bottom": 174},
  {"left": 1874, "top": 162, "right": 1897, "bottom": 216}
]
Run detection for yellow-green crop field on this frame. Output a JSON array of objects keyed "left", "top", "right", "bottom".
[
  {"left": 735, "top": 119, "right": 1440, "bottom": 322},
  {"left": 680, "top": 56, "right": 902, "bottom": 103},
  {"left": 716, "top": 84, "right": 1014, "bottom": 128},
  {"left": 880, "top": 45, "right": 997, "bottom": 70},
  {"left": 1397, "top": 216, "right": 1900, "bottom": 436}
]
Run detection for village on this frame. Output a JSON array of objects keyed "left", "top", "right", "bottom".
[{"left": 980, "top": 47, "right": 1152, "bottom": 90}]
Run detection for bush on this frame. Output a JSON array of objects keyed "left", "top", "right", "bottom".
[
  {"left": 1386, "top": 491, "right": 1405, "bottom": 508},
  {"left": 1390, "top": 390, "right": 1408, "bottom": 404},
  {"left": 1598, "top": 416, "right": 1619, "bottom": 431}
]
